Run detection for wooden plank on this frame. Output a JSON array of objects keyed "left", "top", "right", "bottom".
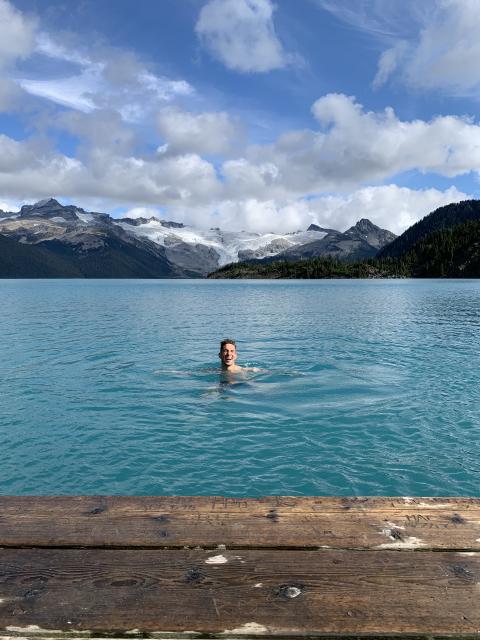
[
  {"left": 0, "top": 548, "right": 479, "bottom": 636},
  {"left": 0, "top": 497, "right": 479, "bottom": 550}
]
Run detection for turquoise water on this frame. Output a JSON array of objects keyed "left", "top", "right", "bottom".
[{"left": 1, "top": 278, "right": 479, "bottom": 496}]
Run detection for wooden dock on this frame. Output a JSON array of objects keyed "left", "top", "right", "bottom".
[{"left": 0, "top": 496, "right": 479, "bottom": 638}]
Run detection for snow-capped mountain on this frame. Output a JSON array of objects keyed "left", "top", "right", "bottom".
[
  {"left": 0, "top": 199, "right": 395, "bottom": 277},
  {"left": 118, "top": 216, "right": 330, "bottom": 274}
]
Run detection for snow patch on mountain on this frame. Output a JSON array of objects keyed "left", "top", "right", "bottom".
[{"left": 116, "top": 218, "right": 328, "bottom": 266}]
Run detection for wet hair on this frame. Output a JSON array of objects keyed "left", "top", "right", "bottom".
[{"left": 220, "top": 338, "right": 236, "bottom": 351}]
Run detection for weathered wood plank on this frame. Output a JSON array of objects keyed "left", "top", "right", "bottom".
[
  {"left": 0, "top": 548, "right": 479, "bottom": 636},
  {"left": 0, "top": 497, "right": 479, "bottom": 549}
]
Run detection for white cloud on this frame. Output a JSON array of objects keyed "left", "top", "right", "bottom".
[
  {"left": 373, "top": 41, "right": 407, "bottom": 88},
  {"left": 196, "top": 0, "right": 291, "bottom": 73},
  {"left": 0, "top": 133, "right": 221, "bottom": 208},
  {"left": 0, "top": 0, "right": 36, "bottom": 65},
  {"left": 156, "top": 107, "right": 244, "bottom": 155},
  {"left": 122, "top": 207, "right": 163, "bottom": 220},
  {"left": 307, "top": 184, "right": 470, "bottom": 234},
  {"left": 400, "top": 0, "right": 480, "bottom": 95},
  {"left": 0, "top": 128, "right": 470, "bottom": 234},
  {"left": 208, "top": 198, "right": 312, "bottom": 233},
  {"left": 56, "top": 110, "right": 136, "bottom": 157},
  {"left": 352, "top": 0, "right": 480, "bottom": 97},
  {"left": 1, "top": 85, "right": 477, "bottom": 235},
  {"left": 0, "top": 0, "right": 36, "bottom": 110},
  {"left": 19, "top": 72, "right": 99, "bottom": 113},
  {"left": 161, "top": 184, "right": 469, "bottom": 234},
  {"left": 326, "top": 0, "right": 480, "bottom": 96},
  {"left": 219, "top": 94, "right": 480, "bottom": 201}
]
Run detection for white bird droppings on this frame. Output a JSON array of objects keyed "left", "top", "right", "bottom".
[
  {"left": 376, "top": 536, "right": 426, "bottom": 549},
  {"left": 284, "top": 586, "right": 302, "bottom": 598},
  {"left": 222, "top": 622, "right": 269, "bottom": 634},
  {"left": 254, "top": 583, "right": 263, "bottom": 588},
  {"left": 385, "top": 521, "right": 406, "bottom": 530},
  {"left": 6, "top": 626, "right": 53, "bottom": 633},
  {"left": 205, "top": 554, "right": 228, "bottom": 564}
]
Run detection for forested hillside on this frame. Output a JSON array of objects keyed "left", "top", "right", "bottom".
[
  {"left": 210, "top": 219, "right": 480, "bottom": 279},
  {"left": 378, "top": 200, "right": 480, "bottom": 259}
]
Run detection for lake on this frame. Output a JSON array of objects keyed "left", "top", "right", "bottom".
[{"left": 1, "top": 278, "right": 479, "bottom": 496}]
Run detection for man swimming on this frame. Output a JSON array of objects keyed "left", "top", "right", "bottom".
[
  {"left": 219, "top": 338, "right": 242, "bottom": 372},
  {"left": 218, "top": 338, "right": 263, "bottom": 374}
]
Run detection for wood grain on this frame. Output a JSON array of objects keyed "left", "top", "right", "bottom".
[
  {"left": 0, "top": 497, "right": 478, "bottom": 549},
  {"left": 0, "top": 548, "right": 479, "bottom": 636}
]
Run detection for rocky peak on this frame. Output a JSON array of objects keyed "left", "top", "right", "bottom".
[
  {"left": 21, "top": 198, "right": 64, "bottom": 217},
  {"left": 345, "top": 218, "right": 397, "bottom": 249},
  {"left": 307, "top": 223, "right": 337, "bottom": 233},
  {"left": 19, "top": 198, "right": 84, "bottom": 223},
  {"left": 353, "top": 218, "right": 378, "bottom": 233}
]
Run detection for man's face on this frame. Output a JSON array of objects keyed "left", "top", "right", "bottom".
[{"left": 219, "top": 343, "right": 237, "bottom": 367}]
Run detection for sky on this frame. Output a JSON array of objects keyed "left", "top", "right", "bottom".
[{"left": 1, "top": 0, "right": 480, "bottom": 234}]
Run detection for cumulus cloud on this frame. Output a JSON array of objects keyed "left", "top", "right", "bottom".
[
  {"left": 1, "top": 84, "right": 477, "bottom": 234},
  {"left": 195, "top": 0, "right": 291, "bottom": 72},
  {"left": 306, "top": 184, "right": 469, "bottom": 234},
  {"left": 156, "top": 107, "right": 244, "bottom": 155},
  {"left": 0, "top": 133, "right": 221, "bottom": 207},
  {"left": 219, "top": 94, "right": 480, "bottom": 202},
  {"left": 157, "top": 184, "right": 469, "bottom": 235},
  {"left": 56, "top": 110, "right": 136, "bottom": 157},
  {"left": 0, "top": 126, "right": 470, "bottom": 235}
]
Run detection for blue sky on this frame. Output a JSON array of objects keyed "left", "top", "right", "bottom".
[{"left": 1, "top": 0, "right": 480, "bottom": 233}]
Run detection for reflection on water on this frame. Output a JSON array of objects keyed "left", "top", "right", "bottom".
[{"left": 1, "top": 278, "right": 480, "bottom": 496}]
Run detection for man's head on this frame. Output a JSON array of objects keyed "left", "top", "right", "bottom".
[{"left": 219, "top": 338, "right": 237, "bottom": 369}]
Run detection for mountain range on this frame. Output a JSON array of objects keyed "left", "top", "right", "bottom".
[
  {"left": 211, "top": 200, "right": 480, "bottom": 279},
  {"left": 0, "top": 198, "right": 396, "bottom": 278}
]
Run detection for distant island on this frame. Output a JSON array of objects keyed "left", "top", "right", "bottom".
[{"left": 0, "top": 198, "right": 480, "bottom": 278}]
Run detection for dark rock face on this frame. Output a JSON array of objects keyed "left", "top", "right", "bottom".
[
  {"left": 122, "top": 217, "right": 185, "bottom": 229},
  {"left": 307, "top": 223, "right": 338, "bottom": 233},
  {"left": 238, "top": 238, "right": 292, "bottom": 261},
  {"left": 277, "top": 219, "right": 396, "bottom": 262},
  {"left": 164, "top": 241, "right": 220, "bottom": 277},
  {"left": 0, "top": 199, "right": 183, "bottom": 278}
]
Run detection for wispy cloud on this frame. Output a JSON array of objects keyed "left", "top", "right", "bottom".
[
  {"left": 317, "top": 0, "right": 480, "bottom": 97},
  {"left": 17, "top": 32, "right": 194, "bottom": 120}
]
